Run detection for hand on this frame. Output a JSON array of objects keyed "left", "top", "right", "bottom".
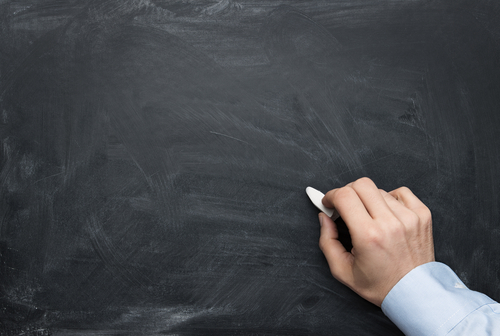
[{"left": 318, "top": 177, "right": 435, "bottom": 307}]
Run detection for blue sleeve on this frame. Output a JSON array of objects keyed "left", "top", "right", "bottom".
[{"left": 381, "top": 262, "right": 500, "bottom": 336}]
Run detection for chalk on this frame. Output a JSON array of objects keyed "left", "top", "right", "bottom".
[{"left": 305, "top": 187, "right": 340, "bottom": 220}]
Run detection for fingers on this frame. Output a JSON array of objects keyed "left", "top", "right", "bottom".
[
  {"left": 386, "top": 187, "right": 435, "bottom": 262},
  {"left": 322, "top": 186, "right": 372, "bottom": 232},
  {"left": 318, "top": 213, "right": 353, "bottom": 285},
  {"left": 388, "top": 187, "right": 432, "bottom": 223},
  {"left": 315, "top": 178, "right": 435, "bottom": 306},
  {"left": 322, "top": 177, "right": 391, "bottom": 223},
  {"left": 379, "top": 189, "right": 420, "bottom": 227},
  {"left": 388, "top": 186, "right": 420, "bottom": 208},
  {"left": 349, "top": 178, "right": 392, "bottom": 219},
  {"left": 320, "top": 178, "right": 431, "bottom": 240}
]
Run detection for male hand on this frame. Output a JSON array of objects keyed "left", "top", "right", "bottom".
[{"left": 318, "top": 177, "right": 435, "bottom": 307}]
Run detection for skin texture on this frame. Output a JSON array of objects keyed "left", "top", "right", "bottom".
[{"left": 319, "top": 177, "right": 435, "bottom": 307}]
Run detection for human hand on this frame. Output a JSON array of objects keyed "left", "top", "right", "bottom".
[{"left": 318, "top": 177, "right": 435, "bottom": 307}]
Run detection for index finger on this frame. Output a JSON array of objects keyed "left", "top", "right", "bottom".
[
  {"left": 349, "top": 177, "right": 394, "bottom": 220},
  {"left": 322, "top": 186, "right": 372, "bottom": 232}
]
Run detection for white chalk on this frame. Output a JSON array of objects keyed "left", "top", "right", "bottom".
[{"left": 305, "top": 186, "right": 339, "bottom": 220}]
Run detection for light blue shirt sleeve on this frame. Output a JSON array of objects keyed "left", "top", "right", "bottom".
[{"left": 381, "top": 262, "right": 500, "bottom": 336}]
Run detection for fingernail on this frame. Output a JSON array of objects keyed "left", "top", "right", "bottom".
[{"left": 318, "top": 213, "right": 324, "bottom": 227}]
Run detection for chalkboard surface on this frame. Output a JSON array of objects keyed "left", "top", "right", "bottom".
[{"left": 1, "top": 1, "right": 500, "bottom": 335}]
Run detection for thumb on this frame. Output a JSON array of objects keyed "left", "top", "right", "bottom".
[{"left": 318, "top": 213, "right": 354, "bottom": 286}]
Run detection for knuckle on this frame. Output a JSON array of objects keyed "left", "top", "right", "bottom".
[
  {"left": 353, "top": 177, "right": 374, "bottom": 189},
  {"left": 421, "top": 206, "right": 432, "bottom": 221},
  {"left": 398, "top": 186, "right": 411, "bottom": 193},
  {"left": 388, "top": 227, "right": 406, "bottom": 242},
  {"left": 415, "top": 205, "right": 432, "bottom": 224},
  {"left": 374, "top": 215, "right": 407, "bottom": 238},
  {"left": 363, "top": 227, "right": 383, "bottom": 245},
  {"left": 333, "top": 186, "right": 356, "bottom": 201},
  {"left": 318, "top": 236, "right": 329, "bottom": 251},
  {"left": 395, "top": 186, "right": 412, "bottom": 196},
  {"left": 405, "top": 211, "right": 421, "bottom": 226}
]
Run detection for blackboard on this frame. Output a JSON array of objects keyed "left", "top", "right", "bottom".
[{"left": 1, "top": 1, "right": 500, "bottom": 335}]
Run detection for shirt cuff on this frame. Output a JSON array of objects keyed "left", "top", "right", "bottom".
[{"left": 381, "top": 262, "right": 496, "bottom": 336}]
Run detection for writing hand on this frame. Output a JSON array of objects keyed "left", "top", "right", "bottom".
[{"left": 318, "top": 177, "right": 435, "bottom": 306}]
